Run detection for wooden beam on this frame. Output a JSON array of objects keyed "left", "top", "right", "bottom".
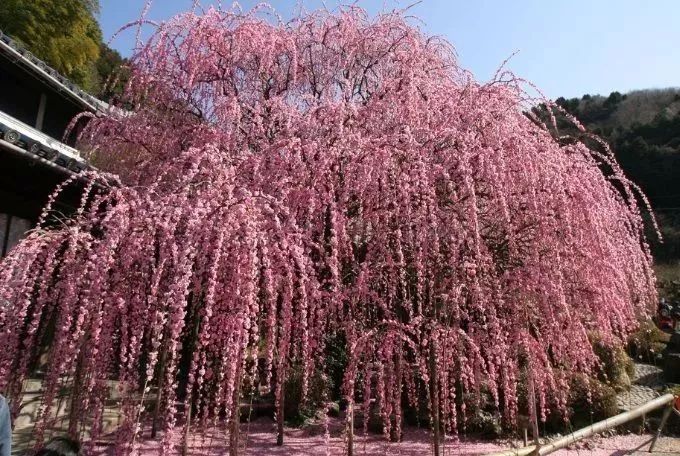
[{"left": 486, "top": 393, "right": 676, "bottom": 456}]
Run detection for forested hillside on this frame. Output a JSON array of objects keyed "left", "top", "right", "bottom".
[
  {"left": 555, "top": 89, "right": 680, "bottom": 263},
  {"left": 0, "top": 0, "right": 128, "bottom": 100}
]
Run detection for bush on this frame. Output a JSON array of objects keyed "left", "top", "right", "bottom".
[
  {"left": 628, "top": 320, "right": 670, "bottom": 363},
  {"left": 565, "top": 374, "right": 618, "bottom": 429},
  {"left": 466, "top": 409, "right": 503, "bottom": 438},
  {"left": 590, "top": 332, "right": 634, "bottom": 392},
  {"left": 283, "top": 367, "right": 329, "bottom": 427}
]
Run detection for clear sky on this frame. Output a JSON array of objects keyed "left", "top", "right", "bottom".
[{"left": 99, "top": 0, "right": 680, "bottom": 99}]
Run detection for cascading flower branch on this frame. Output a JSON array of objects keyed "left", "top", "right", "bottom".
[{"left": 0, "top": 3, "right": 657, "bottom": 454}]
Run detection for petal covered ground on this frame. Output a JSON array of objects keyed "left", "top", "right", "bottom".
[{"left": 95, "top": 418, "right": 680, "bottom": 455}]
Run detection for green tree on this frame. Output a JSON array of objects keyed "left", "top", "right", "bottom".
[
  {"left": 0, "top": 0, "right": 102, "bottom": 92},
  {"left": 95, "top": 44, "right": 130, "bottom": 103}
]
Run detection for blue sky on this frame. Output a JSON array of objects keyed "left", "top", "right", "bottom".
[{"left": 99, "top": 0, "right": 680, "bottom": 99}]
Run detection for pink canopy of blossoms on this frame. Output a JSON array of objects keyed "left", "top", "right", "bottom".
[{"left": 0, "top": 4, "right": 656, "bottom": 454}]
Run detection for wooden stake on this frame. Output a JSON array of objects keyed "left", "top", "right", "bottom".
[
  {"left": 649, "top": 404, "right": 673, "bottom": 452},
  {"left": 391, "top": 353, "right": 403, "bottom": 443},
  {"left": 151, "top": 343, "right": 168, "bottom": 439},
  {"left": 229, "top": 365, "right": 244, "bottom": 456},
  {"left": 346, "top": 401, "right": 354, "bottom": 456},
  {"left": 429, "top": 344, "right": 441, "bottom": 456},
  {"left": 527, "top": 376, "right": 540, "bottom": 455},
  {"left": 182, "top": 399, "right": 192, "bottom": 456},
  {"left": 68, "top": 352, "right": 86, "bottom": 437},
  {"left": 276, "top": 382, "right": 285, "bottom": 446}
]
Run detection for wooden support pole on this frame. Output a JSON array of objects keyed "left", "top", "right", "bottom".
[
  {"left": 151, "top": 344, "right": 168, "bottom": 439},
  {"left": 182, "top": 400, "right": 192, "bottom": 456},
  {"left": 527, "top": 377, "right": 540, "bottom": 455},
  {"left": 276, "top": 382, "right": 285, "bottom": 446},
  {"left": 486, "top": 393, "right": 676, "bottom": 456},
  {"left": 346, "top": 401, "right": 354, "bottom": 456},
  {"left": 391, "top": 353, "right": 403, "bottom": 443},
  {"left": 649, "top": 404, "right": 673, "bottom": 452},
  {"left": 229, "top": 370, "right": 243, "bottom": 456},
  {"left": 429, "top": 344, "right": 441, "bottom": 456},
  {"left": 68, "top": 352, "right": 86, "bottom": 437}
]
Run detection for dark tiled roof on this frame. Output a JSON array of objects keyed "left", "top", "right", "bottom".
[{"left": 0, "top": 30, "right": 110, "bottom": 113}]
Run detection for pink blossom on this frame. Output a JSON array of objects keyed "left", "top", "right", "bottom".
[{"left": 0, "top": 4, "right": 656, "bottom": 453}]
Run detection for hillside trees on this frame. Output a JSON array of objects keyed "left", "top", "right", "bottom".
[
  {"left": 554, "top": 89, "right": 680, "bottom": 262},
  {"left": 0, "top": 0, "right": 128, "bottom": 99}
]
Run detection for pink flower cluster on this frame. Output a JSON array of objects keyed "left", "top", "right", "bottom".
[{"left": 0, "top": 4, "right": 656, "bottom": 454}]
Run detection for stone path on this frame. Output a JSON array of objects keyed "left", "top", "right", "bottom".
[{"left": 617, "top": 363, "right": 665, "bottom": 411}]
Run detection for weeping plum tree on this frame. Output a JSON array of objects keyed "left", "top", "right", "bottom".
[{"left": 0, "top": 4, "right": 657, "bottom": 454}]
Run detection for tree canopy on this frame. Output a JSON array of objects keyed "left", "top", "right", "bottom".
[{"left": 0, "top": 6, "right": 657, "bottom": 454}]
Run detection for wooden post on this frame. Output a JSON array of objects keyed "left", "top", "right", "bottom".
[
  {"left": 183, "top": 309, "right": 201, "bottom": 455},
  {"left": 151, "top": 344, "right": 168, "bottom": 439},
  {"left": 527, "top": 377, "right": 540, "bottom": 455},
  {"left": 346, "top": 401, "right": 354, "bottom": 456},
  {"left": 68, "top": 352, "right": 86, "bottom": 437},
  {"left": 429, "top": 344, "right": 441, "bottom": 456},
  {"left": 649, "top": 404, "right": 673, "bottom": 452},
  {"left": 391, "top": 354, "right": 403, "bottom": 443},
  {"left": 229, "top": 367, "right": 244, "bottom": 456},
  {"left": 276, "top": 382, "right": 285, "bottom": 446},
  {"left": 182, "top": 399, "right": 192, "bottom": 456}
]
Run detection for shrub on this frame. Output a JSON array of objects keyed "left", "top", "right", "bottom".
[
  {"left": 283, "top": 368, "right": 328, "bottom": 427},
  {"left": 590, "top": 332, "right": 634, "bottom": 392},
  {"left": 628, "top": 320, "right": 670, "bottom": 363},
  {"left": 564, "top": 374, "right": 618, "bottom": 429}
]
